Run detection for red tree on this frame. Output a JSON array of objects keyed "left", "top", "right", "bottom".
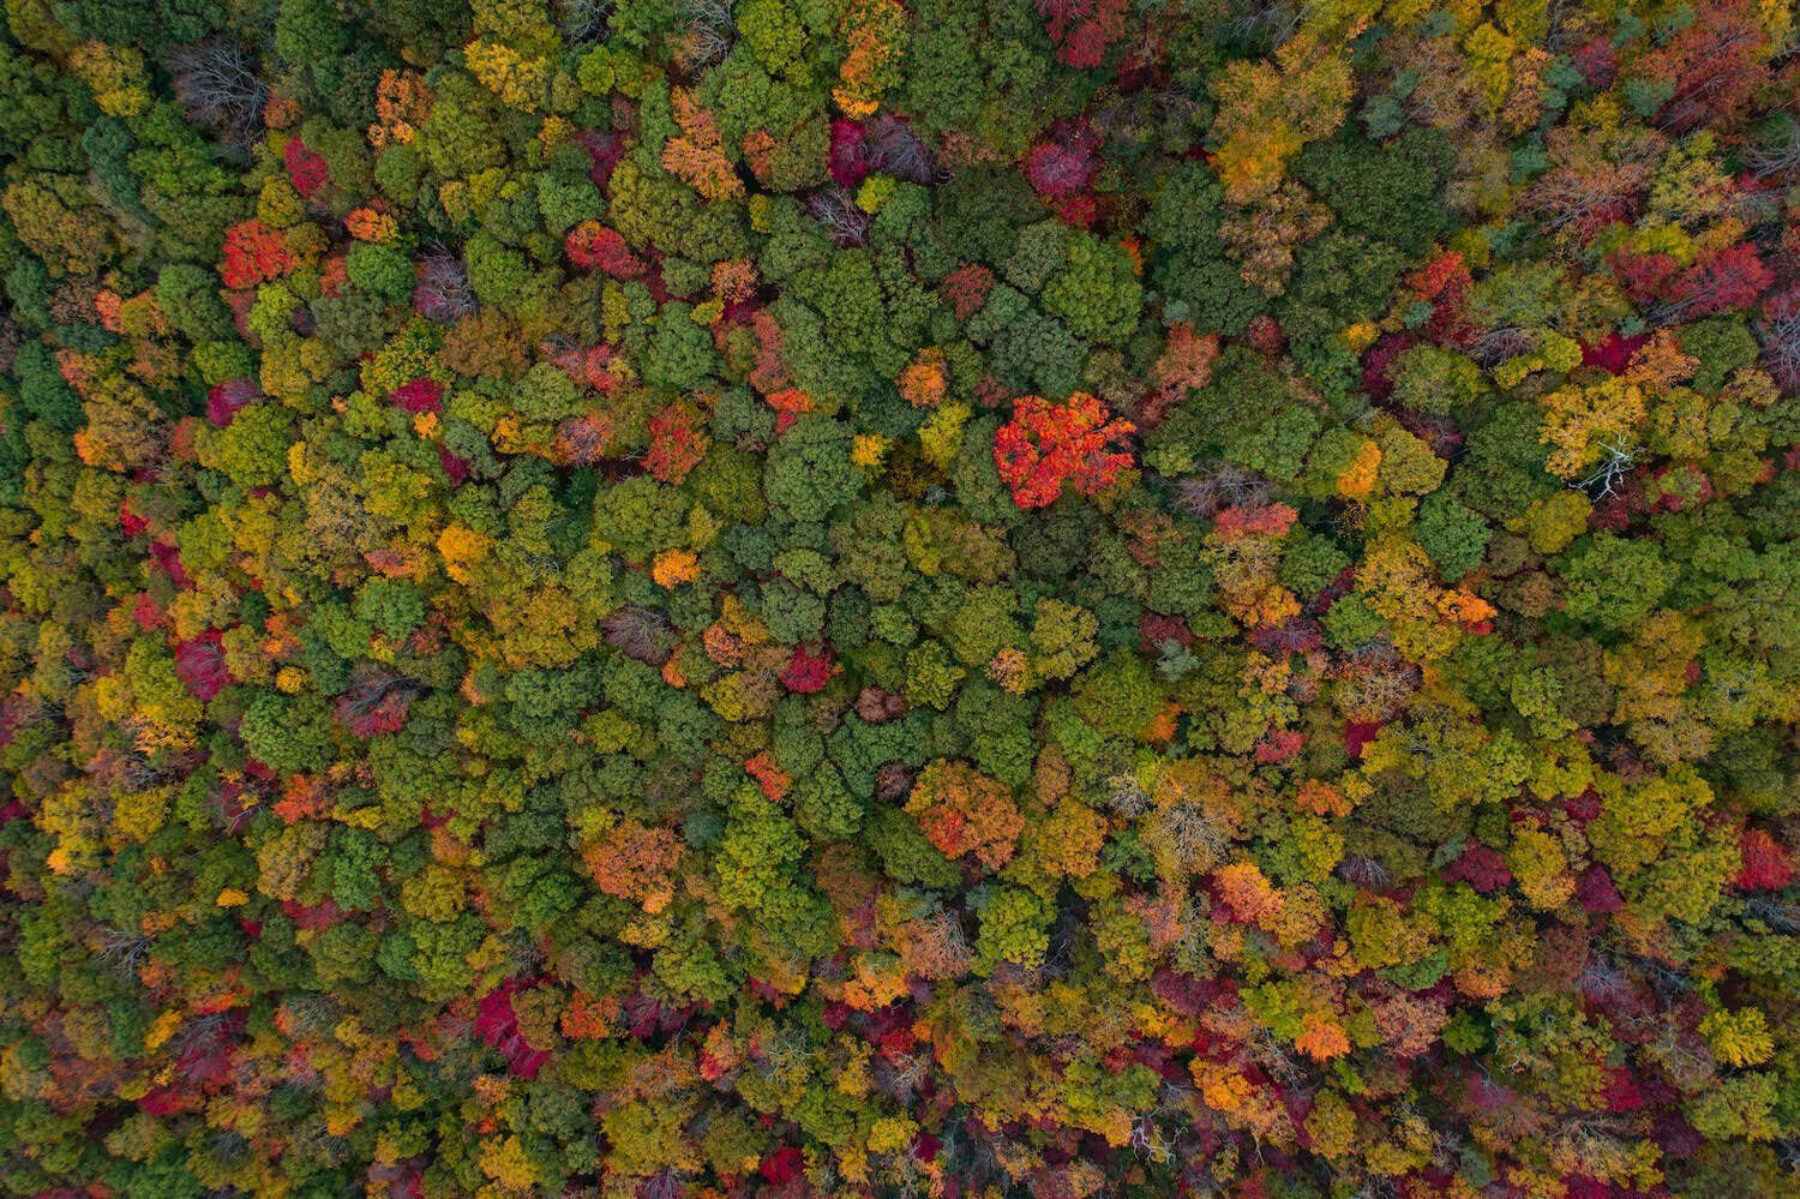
[
  {"left": 1636, "top": 0, "right": 1771, "bottom": 132},
  {"left": 993, "top": 393, "right": 1136, "bottom": 510},
  {"left": 174, "top": 631, "right": 231, "bottom": 701},
  {"left": 565, "top": 221, "right": 646, "bottom": 278},
  {"left": 206, "top": 377, "right": 261, "bottom": 427},
  {"left": 283, "top": 136, "right": 329, "bottom": 197},
  {"left": 220, "top": 219, "right": 297, "bottom": 289},
  {"left": 1024, "top": 124, "right": 1098, "bottom": 200},
  {"left": 781, "top": 645, "right": 834, "bottom": 694},
  {"left": 829, "top": 119, "right": 871, "bottom": 188},
  {"left": 390, "top": 377, "right": 443, "bottom": 414},
  {"left": 1036, "top": 0, "right": 1129, "bottom": 69},
  {"left": 1736, "top": 827, "right": 1796, "bottom": 891},
  {"left": 1671, "top": 243, "right": 1773, "bottom": 317},
  {"left": 643, "top": 405, "right": 709, "bottom": 483}
]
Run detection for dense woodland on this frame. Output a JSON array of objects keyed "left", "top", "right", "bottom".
[{"left": 3, "top": 0, "right": 1800, "bottom": 1194}]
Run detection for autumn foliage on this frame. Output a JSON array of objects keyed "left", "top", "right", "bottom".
[{"left": 6, "top": 1, "right": 1800, "bottom": 1196}]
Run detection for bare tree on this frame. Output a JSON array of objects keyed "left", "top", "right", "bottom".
[
  {"left": 1151, "top": 802, "right": 1230, "bottom": 873},
  {"left": 1175, "top": 464, "right": 1273, "bottom": 519},
  {"left": 555, "top": 0, "right": 616, "bottom": 45},
  {"left": 677, "top": 0, "right": 735, "bottom": 72},
  {"left": 1210, "top": 0, "right": 1303, "bottom": 53},
  {"left": 601, "top": 605, "right": 675, "bottom": 665},
  {"left": 1104, "top": 772, "right": 1151, "bottom": 817},
  {"left": 1338, "top": 853, "right": 1393, "bottom": 890},
  {"left": 1745, "top": 895, "right": 1800, "bottom": 935},
  {"left": 1755, "top": 292, "right": 1800, "bottom": 394},
  {"left": 1573, "top": 439, "right": 1638, "bottom": 500},
  {"left": 96, "top": 926, "right": 153, "bottom": 980},
  {"left": 1746, "top": 115, "right": 1800, "bottom": 180},
  {"left": 639, "top": 1169, "right": 689, "bottom": 1199},
  {"left": 414, "top": 249, "right": 478, "bottom": 322},
  {"left": 805, "top": 187, "right": 873, "bottom": 247},
  {"left": 866, "top": 115, "right": 937, "bottom": 186},
  {"left": 167, "top": 41, "right": 267, "bottom": 150}
]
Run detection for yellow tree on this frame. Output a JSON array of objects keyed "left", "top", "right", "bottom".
[{"left": 1211, "top": 34, "right": 1354, "bottom": 204}]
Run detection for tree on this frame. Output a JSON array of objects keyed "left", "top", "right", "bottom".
[
  {"left": 1210, "top": 35, "right": 1353, "bottom": 204},
  {"left": 1045, "top": 4, "right": 1139, "bottom": 69},
  {"left": 992, "top": 394, "right": 1135, "bottom": 510},
  {"left": 219, "top": 218, "right": 299, "bottom": 289},
  {"left": 1559, "top": 533, "right": 1679, "bottom": 632},
  {"left": 1668, "top": 244, "right": 1773, "bottom": 319},
  {"left": 565, "top": 222, "right": 646, "bottom": 277},
  {"left": 833, "top": 0, "right": 907, "bottom": 118},
  {"left": 764, "top": 415, "right": 864, "bottom": 521},
  {"left": 905, "top": 759, "right": 1024, "bottom": 871},
  {"left": 974, "top": 885, "right": 1051, "bottom": 973},
  {"left": 1040, "top": 233, "right": 1142, "bottom": 345},
  {"left": 662, "top": 88, "right": 744, "bottom": 202},
  {"left": 1293, "top": 127, "right": 1456, "bottom": 256},
  {"left": 583, "top": 820, "right": 683, "bottom": 912}
]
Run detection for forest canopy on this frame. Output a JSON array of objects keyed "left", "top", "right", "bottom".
[{"left": 4, "top": 0, "right": 1800, "bottom": 1195}]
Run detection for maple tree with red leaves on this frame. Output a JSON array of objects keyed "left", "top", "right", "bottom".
[
  {"left": 642, "top": 403, "right": 710, "bottom": 483},
  {"left": 565, "top": 220, "right": 647, "bottom": 277},
  {"left": 389, "top": 377, "right": 443, "bottom": 414},
  {"left": 1023, "top": 123, "right": 1098, "bottom": 200},
  {"left": 1036, "top": 0, "right": 1129, "bottom": 70},
  {"left": 992, "top": 392, "right": 1136, "bottom": 509},
  {"left": 174, "top": 630, "right": 232, "bottom": 700},
  {"left": 219, "top": 218, "right": 297, "bottom": 289},
  {"left": 780, "top": 644, "right": 834, "bottom": 693},
  {"left": 283, "top": 136, "right": 329, "bottom": 197},
  {"left": 205, "top": 377, "right": 261, "bottom": 426},
  {"left": 1669, "top": 242, "right": 1773, "bottom": 317}
]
